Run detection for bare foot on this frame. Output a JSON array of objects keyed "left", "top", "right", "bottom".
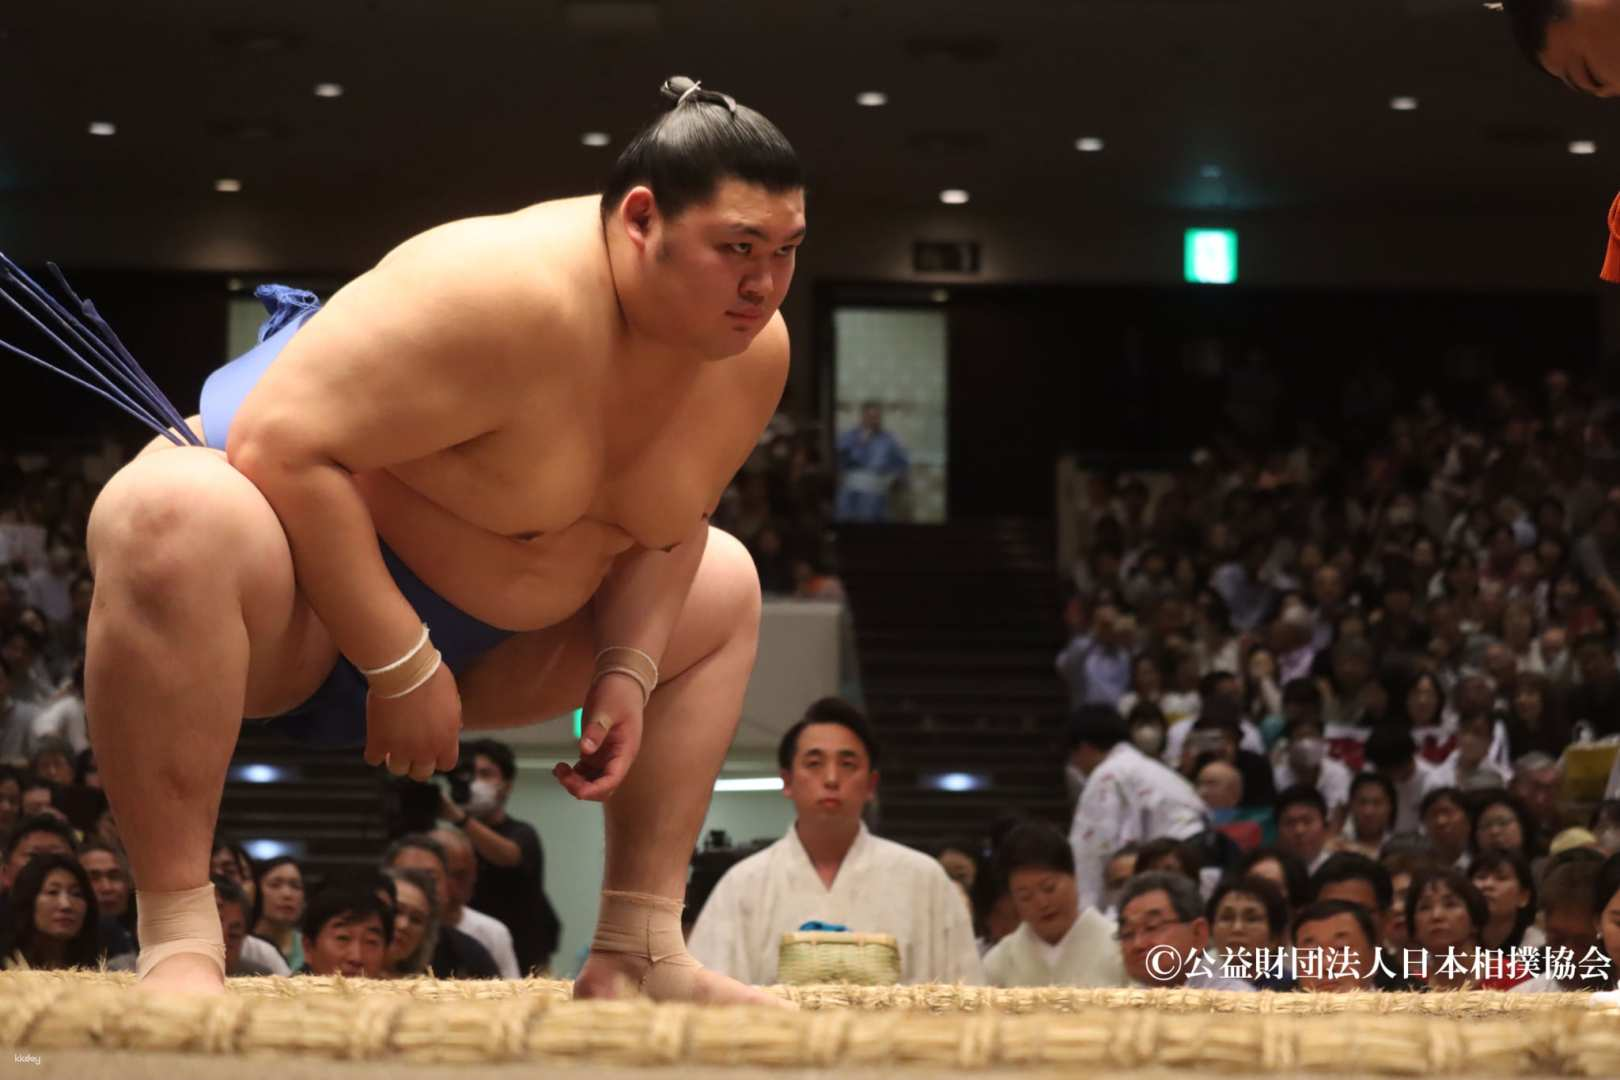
[
  {"left": 137, "top": 953, "right": 226, "bottom": 995},
  {"left": 574, "top": 951, "right": 793, "bottom": 1008}
]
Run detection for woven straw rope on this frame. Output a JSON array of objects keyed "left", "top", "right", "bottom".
[{"left": 2, "top": 971, "right": 1617, "bottom": 1072}]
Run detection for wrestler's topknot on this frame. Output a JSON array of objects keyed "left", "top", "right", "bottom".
[{"left": 600, "top": 75, "right": 801, "bottom": 221}]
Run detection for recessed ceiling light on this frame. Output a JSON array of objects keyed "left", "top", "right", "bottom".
[
  {"left": 929, "top": 288, "right": 950, "bottom": 303},
  {"left": 856, "top": 91, "right": 888, "bottom": 107},
  {"left": 1570, "top": 140, "right": 1598, "bottom": 155},
  {"left": 580, "top": 131, "right": 611, "bottom": 147},
  {"left": 313, "top": 82, "right": 344, "bottom": 98},
  {"left": 88, "top": 121, "right": 116, "bottom": 137},
  {"left": 1201, "top": 164, "right": 1223, "bottom": 180},
  {"left": 939, "top": 189, "right": 970, "bottom": 205},
  {"left": 1075, "top": 137, "right": 1105, "bottom": 153},
  {"left": 215, "top": 178, "right": 243, "bottom": 193},
  {"left": 1390, "top": 95, "right": 1419, "bottom": 112}
]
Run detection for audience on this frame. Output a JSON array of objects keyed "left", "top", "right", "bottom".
[
  {"left": 382, "top": 867, "right": 441, "bottom": 978},
  {"left": 380, "top": 834, "right": 500, "bottom": 979},
  {"left": 251, "top": 855, "right": 308, "bottom": 972},
  {"left": 297, "top": 882, "right": 390, "bottom": 978},
  {"left": 1291, "top": 900, "right": 1381, "bottom": 993},
  {"left": 1115, "top": 872, "right": 1252, "bottom": 990}
]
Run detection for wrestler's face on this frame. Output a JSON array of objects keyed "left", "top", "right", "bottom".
[
  {"left": 633, "top": 178, "right": 806, "bottom": 359},
  {"left": 781, "top": 722, "right": 877, "bottom": 824},
  {"left": 1538, "top": 0, "right": 1620, "bottom": 97}
]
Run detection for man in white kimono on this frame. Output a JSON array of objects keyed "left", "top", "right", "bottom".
[
  {"left": 982, "top": 821, "right": 1125, "bottom": 987},
  {"left": 1068, "top": 706, "right": 1208, "bottom": 912},
  {"left": 688, "top": 698, "right": 982, "bottom": 985}
]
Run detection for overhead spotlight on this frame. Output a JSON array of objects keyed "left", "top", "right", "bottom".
[
  {"left": 1570, "top": 140, "right": 1598, "bottom": 155},
  {"left": 313, "top": 82, "right": 344, "bottom": 98},
  {"left": 939, "top": 188, "right": 970, "bottom": 205},
  {"left": 1390, "top": 95, "right": 1419, "bottom": 111},
  {"left": 215, "top": 178, "right": 243, "bottom": 193},
  {"left": 856, "top": 91, "right": 888, "bottom": 107},
  {"left": 1075, "top": 136, "right": 1105, "bottom": 153},
  {"left": 88, "top": 121, "right": 116, "bottom": 137},
  {"left": 580, "top": 131, "right": 611, "bottom": 147}
]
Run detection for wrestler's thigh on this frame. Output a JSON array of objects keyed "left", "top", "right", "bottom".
[
  {"left": 458, "top": 527, "right": 760, "bottom": 729},
  {"left": 87, "top": 437, "right": 338, "bottom": 716}
]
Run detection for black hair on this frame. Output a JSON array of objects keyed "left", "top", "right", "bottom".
[
  {"left": 1363, "top": 725, "right": 1418, "bottom": 771},
  {"left": 249, "top": 855, "right": 304, "bottom": 930},
  {"left": 1197, "top": 670, "right": 1240, "bottom": 702},
  {"left": 1291, "top": 898, "right": 1380, "bottom": 953},
  {"left": 1281, "top": 678, "right": 1322, "bottom": 707},
  {"left": 301, "top": 882, "right": 394, "bottom": 949},
  {"left": 4, "top": 813, "right": 77, "bottom": 860},
  {"left": 1208, "top": 874, "right": 1290, "bottom": 937},
  {"left": 73, "top": 748, "right": 96, "bottom": 787},
  {"left": 1067, "top": 704, "right": 1131, "bottom": 754},
  {"left": 212, "top": 874, "right": 249, "bottom": 918},
  {"left": 1405, "top": 867, "right": 1489, "bottom": 941},
  {"left": 1470, "top": 790, "right": 1540, "bottom": 860},
  {"left": 601, "top": 76, "right": 802, "bottom": 223},
  {"left": 992, "top": 821, "right": 1075, "bottom": 880},
  {"left": 1468, "top": 848, "right": 1538, "bottom": 945},
  {"left": 464, "top": 738, "right": 516, "bottom": 782},
  {"left": 1236, "top": 846, "right": 1312, "bottom": 910},
  {"left": 2, "top": 851, "right": 101, "bottom": 969},
  {"left": 1540, "top": 849, "right": 1604, "bottom": 917},
  {"left": 1592, "top": 851, "right": 1620, "bottom": 920},
  {"left": 1419, "top": 785, "right": 1471, "bottom": 822},
  {"left": 1275, "top": 784, "right": 1328, "bottom": 823},
  {"left": 1134, "top": 836, "right": 1201, "bottom": 881},
  {"left": 1501, "top": 0, "right": 1570, "bottom": 71},
  {"left": 1311, "top": 851, "right": 1394, "bottom": 911},
  {"left": 1349, "top": 771, "right": 1399, "bottom": 820},
  {"left": 776, "top": 697, "right": 881, "bottom": 771}
]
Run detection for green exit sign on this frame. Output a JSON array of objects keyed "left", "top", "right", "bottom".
[{"left": 1185, "top": 229, "right": 1238, "bottom": 284}]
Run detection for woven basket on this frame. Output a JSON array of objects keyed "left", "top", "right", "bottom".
[{"left": 777, "top": 931, "right": 900, "bottom": 985}]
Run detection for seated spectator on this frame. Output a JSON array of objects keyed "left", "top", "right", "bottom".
[
  {"left": 1188, "top": 701, "right": 1276, "bottom": 810},
  {"left": 1501, "top": 675, "right": 1569, "bottom": 760},
  {"left": 0, "top": 766, "right": 22, "bottom": 839},
  {"left": 427, "top": 827, "right": 521, "bottom": 979},
  {"left": 1, "top": 814, "right": 76, "bottom": 907},
  {"left": 1401, "top": 672, "right": 1456, "bottom": 765},
  {"left": 1567, "top": 634, "right": 1620, "bottom": 737},
  {"left": 1195, "top": 759, "right": 1266, "bottom": 852},
  {"left": 1236, "top": 846, "right": 1312, "bottom": 914},
  {"left": 211, "top": 839, "right": 259, "bottom": 913},
  {"left": 1508, "top": 753, "right": 1565, "bottom": 852},
  {"left": 1379, "top": 847, "right": 1438, "bottom": 956},
  {"left": 1098, "top": 843, "right": 1139, "bottom": 919},
  {"left": 1406, "top": 867, "right": 1524, "bottom": 990},
  {"left": 981, "top": 822, "right": 1125, "bottom": 988},
  {"left": 19, "top": 776, "right": 60, "bottom": 822},
  {"left": 27, "top": 738, "right": 73, "bottom": 786},
  {"left": 1116, "top": 652, "right": 1170, "bottom": 719},
  {"left": 1514, "top": 849, "right": 1609, "bottom": 993},
  {"left": 1425, "top": 712, "right": 1509, "bottom": 793},
  {"left": 1276, "top": 786, "right": 1332, "bottom": 874},
  {"left": 1336, "top": 772, "right": 1398, "bottom": 856},
  {"left": 1591, "top": 852, "right": 1620, "bottom": 989},
  {"left": 298, "top": 883, "right": 391, "bottom": 979},
  {"left": 29, "top": 662, "right": 86, "bottom": 757},
  {"left": 213, "top": 876, "right": 287, "bottom": 977},
  {"left": 1311, "top": 852, "right": 1393, "bottom": 925},
  {"left": 380, "top": 835, "right": 500, "bottom": 979},
  {"left": 1419, "top": 788, "right": 1474, "bottom": 870},
  {"left": 382, "top": 867, "right": 441, "bottom": 978},
  {"left": 1468, "top": 850, "right": 1543, "bottom": 952},
  {"left": 1471, "top": 791, "right": 1542, "bottom": 863},
  {"left": 689, "top": 699, "right": 981, "bottom": 985},
  {"left": 1066, "top": 706, "right": 1207, "bottom": 912},
  {"left": 1291, "top": 899, "right": 1381, "bottom": 993},
  {"left": 934, "top": 837, "right": 981, "bottom": 918},
  {"left": 0, "top": 851, "right": 101, "bottom": 969},
  {"left": 1207, "top": 876, "right": 1292, "bottom": 990},
  {"left": 78, "top": 840, "right": 134, "bottom": 939},
  {"left": 1272, "top": 709, "right": 1354, "bottom": 819},
  {"left": 1115, "top": 871, "right": 1253, "bottom": 990},
  {"left": 1363, "top": 727, "right": 1434, "bottom": 835},
  {"left": 252, "top": 856, "right": 307, "bottom": 973}
]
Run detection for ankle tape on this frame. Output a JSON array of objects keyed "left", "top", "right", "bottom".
[{"left": 135, "top": 883, "right": 226, "bottom": 980}]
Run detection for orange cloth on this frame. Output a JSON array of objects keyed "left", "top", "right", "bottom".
[{"left": 1602, "top": 190, "right": 1620, "bottom": 282}]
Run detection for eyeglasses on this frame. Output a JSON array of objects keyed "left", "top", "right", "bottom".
[{"left": 1115, "top": 917, "right": 1188, "bottom": 943}]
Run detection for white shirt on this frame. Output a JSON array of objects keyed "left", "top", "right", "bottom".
[
  {"left": 1423, "top": 751, "right": 1510, "bottom": 795},
  {"left": 452, "top": 904, "right": 522, "bottom": 979},
  {"left": 1162, "top": 716, "right": 1265, "bottom": 768},
  {"left": 30, "top": 694, "right": 89, "bottom": 756},
  {"left": 1274, "top": 756, "right": 1354, "bottom": 814},
  {"left": 1389, "top": 758, "right": 1437, "bottom": 835},
  {"left": 1068, "top": 742, "right": 1207, "bottom": 912},
  {"left": 238, "top": 934, "right": 292, "bottom": 976},
  {"left": 687, "top": 823, "right": 983, "bottom": 986},
  {"left": 982, "top": 908, "right": 1127, "bottom": 988}
]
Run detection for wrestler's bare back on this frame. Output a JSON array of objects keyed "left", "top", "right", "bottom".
[{"left": 225, "top": 195, "right": 788, "bottom": 634}]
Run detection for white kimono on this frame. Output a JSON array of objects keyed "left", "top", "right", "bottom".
[
  {"left": 982, "top": 908, "right": 1126, "bottom": 988},
  {"left": 687, "top": 823, "right": 983, "bottom": 986},
  {"left": 1069, "top": 742, "right": 1207, "bottom": 912}
]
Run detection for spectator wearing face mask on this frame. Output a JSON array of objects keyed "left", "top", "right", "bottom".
[{"left": 1272, "top": 711, "right": 1354, "bottom": 821}]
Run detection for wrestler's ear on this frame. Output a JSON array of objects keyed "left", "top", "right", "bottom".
[{"left": 619, "top": 186, "right": 659, "bottom": 250}]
